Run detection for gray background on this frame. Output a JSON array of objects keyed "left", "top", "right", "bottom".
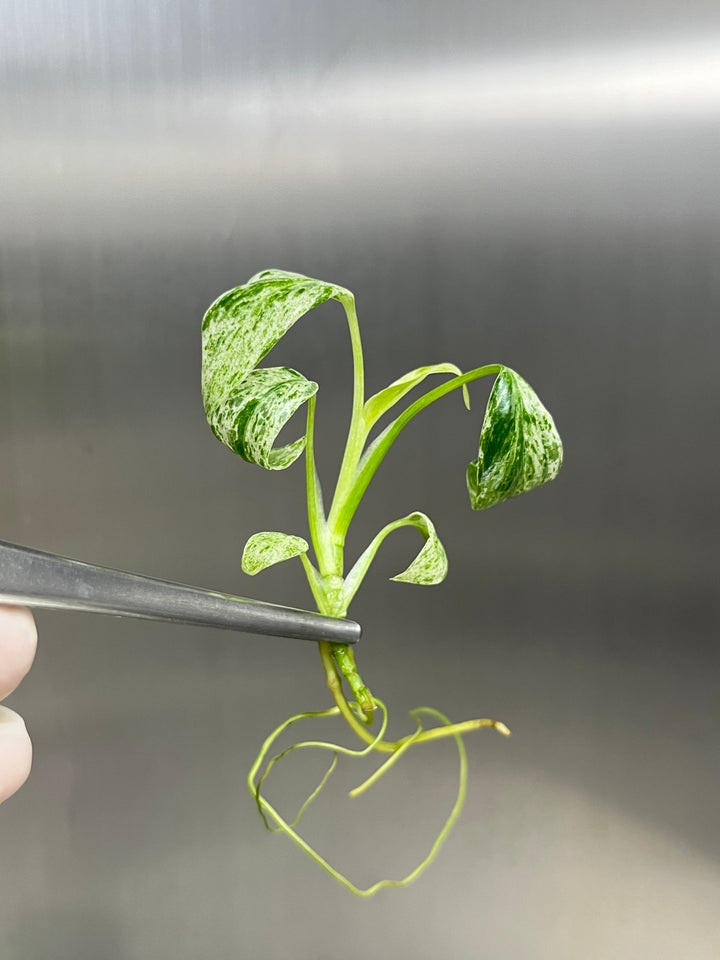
[{"left": 1, "top": 2, "right": 719, "bottom": 958}]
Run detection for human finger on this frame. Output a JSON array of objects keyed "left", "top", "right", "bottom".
[
  {"left": 0, "top": 606, "right": 37, "bottom": 700},
  {"left": 0, "top": 704, "right": 33, "bottom": 802}
]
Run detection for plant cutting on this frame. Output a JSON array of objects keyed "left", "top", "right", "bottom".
[{"left": 201, "top": 268, "right": 563, "bottom": 895}]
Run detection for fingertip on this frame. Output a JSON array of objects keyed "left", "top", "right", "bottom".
[
  {"left": 0, "top": 704, "right": 33, "bottom": 804},
  {"left": 0, "top": 604, "right": 38, "bottom": 651},
  {"left": 0, "top": 606, "right": 38, "bottom": 699}
]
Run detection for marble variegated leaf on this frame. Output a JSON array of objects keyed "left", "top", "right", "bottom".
[
  {"left": 343, "top": 511, "right": 448, "bottom": 607},
  {"left": 362, "top": 363, "right": 469, "bottom": 432},
  {"left": 390, "top": 512, "right": 448, "bottom": 585},
  {"left": 467, "top": 367, "right": 562, "bottom": 511},
  {"left": 214, "top": 367, "right": 319, "bottom": 469},
  {"left": 202, "top": 269, "right": 353, "bottom": 469},
  {"left": 241, "top": 531, "right": 309, "bottom": 576}
]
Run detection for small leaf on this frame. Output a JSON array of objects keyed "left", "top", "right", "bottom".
[
  {"left": 390, "top": 513, "right": 448, "bottom": 585},
  {"left": 362, "top": 363, "right": 470, "bottom": 432},
  {"left": 467, "top": 367, "right": 562, "bottom": 511},
  {"left": 202, "top": 269, "right": 353, "bottom": 469},
  {"left": 242, "top": 531, "right": 309, "bottom": 576},
  {"left": 343, "top": 511, "right": 447, "bottom": 607}
]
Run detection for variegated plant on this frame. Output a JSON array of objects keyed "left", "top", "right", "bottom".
[{"left": 202, "top": 268, "right": 562, "bottom": 895}]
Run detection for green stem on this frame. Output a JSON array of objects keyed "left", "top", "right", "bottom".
[
  {"left": 333, "top": 363, "right": 503, "bottom": 540},
  {"left": 329, "top": 642, "right": 373, "bottom": 718},
  {"left": 318, "top": 640, "right": 509, "bottom": 753},
  {"left": 299, "top": 555, "right": 326, "bottom": 611},
  {"left": 304, "top": 395, "right": 336, "bottom": 575},
  {"left": 319, "top": 640, "right": 380, "bottom": 745},
  {"left": 304, "top": 294, "right": 375, "bottom": 706},
  {"left": 327, "top": 296, "right": 366, "bottom": 547}
]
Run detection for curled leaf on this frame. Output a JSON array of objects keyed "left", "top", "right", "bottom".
[
  {"left": 343, "top": 511, "right": 448, "bottom": 608},
  {"left": 467, "top": 367, "right": 563, "bottom": 511},
  {"left": 223, "top": 368, "right": 318, "bottom": 469},
  {"left": 242, "top": 531, "right": 309, "bottom": 576},
  {"left": 362, "top": 363, "right": 470, "bottom": 433},
  {"left": 390, "top": 513, "right": 448, "bottom": 585},
  {"left": 202, "top": 269, "right": 353, "bottom": 469}
]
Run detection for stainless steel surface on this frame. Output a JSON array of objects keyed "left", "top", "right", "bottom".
[
  {"left": 1, "top": 2, "right": 720, "bottom": 959},
  {"left": 0, "top": 540, "right": 360, "bottom": 644}
]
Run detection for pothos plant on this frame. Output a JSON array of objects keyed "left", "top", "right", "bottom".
[{"left": 201, "top": 269, "right": 562, "bottom": 896}]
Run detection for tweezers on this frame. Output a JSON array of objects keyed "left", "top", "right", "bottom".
[{"left": 0, "top": 539, "right": 359, "bottom": 645}]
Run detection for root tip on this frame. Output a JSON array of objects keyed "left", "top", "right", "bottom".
[{"left": 494, "top": 721, "right": 511, "bottom": 737}]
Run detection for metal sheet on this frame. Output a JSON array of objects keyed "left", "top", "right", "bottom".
[{"left": 1, "top": 3, "right": 719, "bottom": 957}]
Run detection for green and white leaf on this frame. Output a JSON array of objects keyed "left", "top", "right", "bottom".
[
  {"left": 242, "top": 531, "right": 309, "bottom": 576},
  {"left": 343, "top": 511, "right": 447, "bottom": 608},
  {"left": 202, "top": 269, "right": 353, "bottom": 469},
  {"left": 362, "top": 363, "right": 470, "bottom": 432},
  {"left": 467, "top": 367, "right": 563, "bottom": 511}
]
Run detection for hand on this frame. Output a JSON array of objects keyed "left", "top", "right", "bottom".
[{"left": 0, "top": 607, "right": 37, "bottom": 803}]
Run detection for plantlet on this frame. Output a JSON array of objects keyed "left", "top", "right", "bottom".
[{"left": 201, "top": 269, "right": 562, "bottom": 895}]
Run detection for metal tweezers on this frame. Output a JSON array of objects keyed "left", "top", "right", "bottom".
[{"left": 0, "top": 539, "right": 359, "bottom": 645}]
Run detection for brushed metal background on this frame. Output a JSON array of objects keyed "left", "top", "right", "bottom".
[{"left": 1, "top": 3, "right": 719, "bottom": 957}]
